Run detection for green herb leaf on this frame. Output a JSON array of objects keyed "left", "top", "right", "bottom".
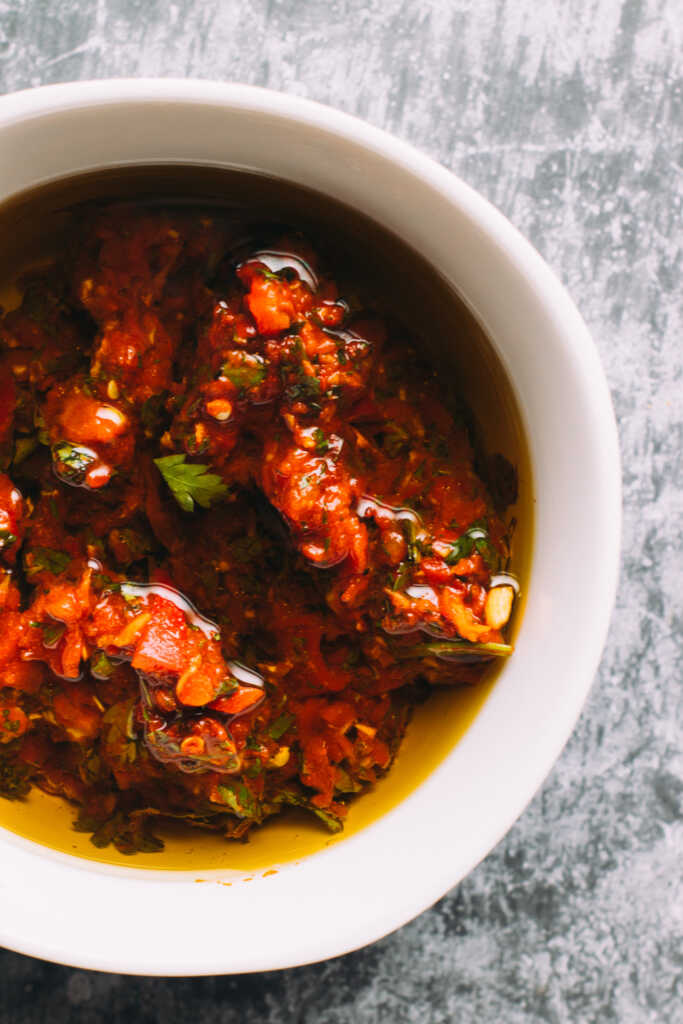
[
  {"left": 77, "top": 808, "right": 164, "bottom": 855},
  {"left": 394, "top": 640, "right": 513, "bottom": 660},
  {"left": 154, "top": 454, "right": 229, "bottom": 513},
  {"left": 389, "top": 563, "right": 411, "bottom": 591},
  {"left": 0, "top": 708, "right": 21, "bottom": 734},
  {"left": 402, "top": 517, "right": 425, "bottom": 564},
  {"left": 444, "top": 521, "right": 499, "bottom": 570},
  {"left": 313, "top": 427, "right": 329, "bottom": 454},
  {"left": 284, "top": 372, "right": 321, "bottom": 409},
  {"left": 91, "top": 650, "right": 116, "bottom": 679},
  {"left": 0, "top": 529, "right": 17, "bottom": 550},
  {"left": 275, "top": 789, "right": 344, "bottom": 833},
  {"left": 30, "top": 619, "right": 66, "bottom": 648},
  {"left": 33, "top": 409, "right": 49, "bottom": 447},
  {"left": 334, "top": 768, "right": 363, "bottom": 794},
  {"left": 268, "top": 712, "right": 295, "bottom": 740},
  {"left": 215, "top": 677, "right": 239, "bottom": 698},
  {"left": 25, "top": 547, "right": 71, "bottom": 576},
  {"left": 100, "top": 699, "right": 140, "bottom": 770},
  {"left": 222, "top": 361, "right": 267, "bottom": 392},
  {"left": 216, "top": 782, "right": 259, "bottom": 819},
  {"left": 309, "top": 805, "right": 344, "bottom": 832},
  {"left": 257, "top": 266, "right": 280, "bottom": 281},
  {"left": 444, "top": 535, "right": 474, "bottom": 565},
  {"left": 12, "top": 435, "right": 39, "bottom": 466}
]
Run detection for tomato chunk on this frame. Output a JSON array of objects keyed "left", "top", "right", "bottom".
[{"left": 131, "top": 596, "right": 188, "bottom": 675}]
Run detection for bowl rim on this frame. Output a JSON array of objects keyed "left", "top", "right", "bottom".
[{"left": 0, "top": 78, "right": 621, "bottom": 975}]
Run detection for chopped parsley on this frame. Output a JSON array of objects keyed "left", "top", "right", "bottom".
[
  {"left": 12, "top": 435, "right": 38, "bottom": 466},
  {"left": 403, "top": 518, "right": 424, "bottom": 564},
  {"left": 217, "top": 782, "right": 259, "bottom": 818},
  {"left": 222, "top": 360, "right": 267, "bottom": 392},
  {"left": 215, "top": 677, "right": 239, "bottom": 698},
  {"left": 25, "top": 547, "right": 71, "bottom": 576},
  {"left": 29, "top": 619, "right": 66, "bottom": 648},
  {"left": 91, "top": 650, "right": 116, "bottom": 679},
  {"left": 285, "top": 372, "right": 321, "bottom": 409},
  {"left": 389, "top": 562, "right": 411, "bottom": 591},
  {"left": 257, "top": 266, "right": 280, "bottom": 281},
  {"left": 154, "top": 454, "right": 229, "bottom": 513},
  {"left": 313, "top": 427, "right": 329, "bottom": 454},
  {"left": 275, "top": 790, "right": 343, "bottom": 833},
  {"left": 444, "top": 521, "right": 498, "bottom": 569},
  {"left": 268, "top": 712, "right": 295, "bottom": 740},
  {"left": 395, "top": 639, "right": 513, "bottom": 660}
]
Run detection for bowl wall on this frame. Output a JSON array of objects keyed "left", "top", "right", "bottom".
[{"left": 0, "top": 80, "right": 620, "bottom": 974}]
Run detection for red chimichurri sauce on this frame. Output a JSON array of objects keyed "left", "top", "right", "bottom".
[{"left": 0, "top": 202, "right": 518, "bottom": 853}]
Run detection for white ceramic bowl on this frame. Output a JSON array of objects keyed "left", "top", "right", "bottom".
[{"left": 0, "top": 80, "right": 620, "bottom": 974}]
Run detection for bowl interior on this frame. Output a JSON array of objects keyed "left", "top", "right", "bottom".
[
  {"left": 0, "top": 163, "right": 533, "bottom": 872},
  {"left": 0, "top": 82, "right": 619, "bottom": 974}
]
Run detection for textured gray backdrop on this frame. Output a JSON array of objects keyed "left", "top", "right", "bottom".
[{"left": 1, "top": 1, "right": 681, "bottom": 1022}]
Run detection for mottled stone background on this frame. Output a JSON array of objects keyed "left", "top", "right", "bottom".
[{"left": 1, "top": 1, "right": 681, "bottom": 1021}]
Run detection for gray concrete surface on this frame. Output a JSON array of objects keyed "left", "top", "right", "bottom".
[{"left": 1, "top": 1, "right": 681, "bottom": 1021}]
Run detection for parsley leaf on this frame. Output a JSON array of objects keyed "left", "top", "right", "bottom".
[
  {"left": 275, "top": 790, "right": 344, "bottom": 833},
  {"left": 26, "top": 547, "right": 71, "bottom": 576},
  {"left": 313, "top": 427, "right": 329, "bottom": 454},
  {"left": 222, "top": 361, "right": 267, "bottom": 392},
  {"left": 284, "top": 372, "right": 321, "bottom": 409},
  {"left": 154, "top": 454, "right": 229, "bottom": 513},
  {"left": 91, "top": 650, "right": 116, "bottom": 679},
  {"left": 30, "top": 619, "right": 66, "bottom": 648},
  {"left": 217, "top": 782, "right": 258, "bottom": 818},
  {"left": 394, "top": 639, "right": 513, "bottom": 660},
  {"left": 268, "top": 712, "right": 295, "bottom": 740},
  {"left": 12, "top": 435, "right": 39, "bottom": 466},
  {"left": 444, "top": 521, "right": 499, "bottom": 569},
  {"left": 75, "top": 808, "right": 164, "bottom": 855},
  {"left": 215, "top": 677, "right": 239, "bottom": 697},
  {"left": 443, "top": 534, "right": 474, "bottom": 565},
  {"left": 389, "top": 562, "right": 411, "bottom": 591},
  {"left": 100, "top": 699, "right": 140, "bottom": 770}
]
